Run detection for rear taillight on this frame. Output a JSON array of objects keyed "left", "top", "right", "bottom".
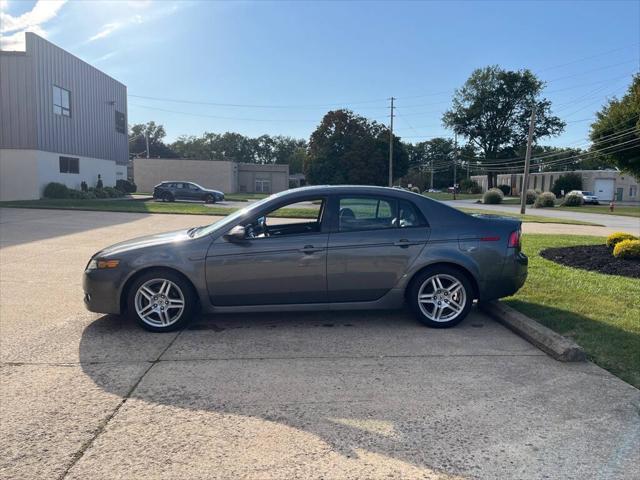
[{"left": 508, "top": 230, "right": 521, "bottom": 248}]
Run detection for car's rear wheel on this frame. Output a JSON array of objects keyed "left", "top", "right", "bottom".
[
  {"left": 162, "top": 192, "right": 174, "bottom": 202},
  {"left": 409, "top": 266, "right": 473, "bottom": 328},
  {"left": 127, "top": 270, "right": 196, "bottom": 332}
]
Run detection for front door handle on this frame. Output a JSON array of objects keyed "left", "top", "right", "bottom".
[{"left": 300, "top": 245, "right": 324, "bottom": 254}]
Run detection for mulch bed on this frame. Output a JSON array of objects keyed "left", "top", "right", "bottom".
[{"left": 540, "top": 244, "right": 640, "bottom": 279}]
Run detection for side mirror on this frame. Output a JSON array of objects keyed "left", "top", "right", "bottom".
[{"left": 223, "top": 225, "right": 247, "bottom": 242}]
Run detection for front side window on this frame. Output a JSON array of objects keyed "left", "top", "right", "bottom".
[
  {"left": 53, "top": 86, "right": 71, "bottom": 117},
  {"left": 244, "top": 198, "right": 325, "bottom": 238},
  {"left": 338, "top": 197, "right": 395, "bottom": 232},
  {"left": 59, "top": 156, "right": 79, "bottom": 174}
]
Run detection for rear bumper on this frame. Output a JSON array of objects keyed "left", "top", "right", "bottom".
[{"left": 480, "top": 251, "right": 528, "bottom": 301}]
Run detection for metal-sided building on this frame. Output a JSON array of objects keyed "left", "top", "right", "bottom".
[
  {"left": 472, "top": 170, "right": 639, "bottom": 202},
  {"left": 0, "top": 33, "right": 128, "bottom": 201},
  {"left": 133, "top": 158, "right": 290, "bottom": 194}
]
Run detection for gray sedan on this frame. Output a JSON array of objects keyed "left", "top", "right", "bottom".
[{"left": 84, "top": 185, "right": 528, "bottom": 332}]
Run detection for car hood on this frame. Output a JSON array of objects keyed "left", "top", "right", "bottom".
[{"left": 95, "top": 229, "right": 192, "bottom": 257}]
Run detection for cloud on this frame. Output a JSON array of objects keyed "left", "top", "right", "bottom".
[
  {"left": 0, "top": 0, "right": 67, "bottom": 50},
  {"left": 88, "top": 22, "right": 123, "bottom": 42}
]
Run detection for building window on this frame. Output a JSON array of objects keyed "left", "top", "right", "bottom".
[
  {"left": 59, "top": 156, "right": 79, "bottom": 174},
  {"left": 631, "top": 186, "right": 637, "bottom": 197},
  {"left": 115, "top": 111, "right": 126, "bottom": 134},
  {"left": 53, "top": 85, "right": 71, "bottom": 117},
  {"left": 255, "top": 179, "right": 271, "bottom": 193}
]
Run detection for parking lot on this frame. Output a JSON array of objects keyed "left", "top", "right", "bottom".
[{"left": 1, "top": 207, "right": 639, "bottom": 480}]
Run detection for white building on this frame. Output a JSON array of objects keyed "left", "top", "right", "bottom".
[
  {"left": 472, "top": 170, "right": 639, "bottom": 202},
  {"left": 0, "top": 33, "right": 128, "bottom": 201}
]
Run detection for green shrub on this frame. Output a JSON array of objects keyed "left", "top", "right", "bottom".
[
  {"left": 606, "top": 232, "right": 639, "bottom": 249},
  {"left": 525, "top": 189, "right": 538, "bottom": 205},
  {"left": 116, "top": 179, "right": 137, "bottom": 193},
  {"left": 613, "top": 239, "right": 640, "bottom": 259},
  {"left": 89, "top": 187, "right": 108, "bottom": 198},
  {"left": 497, "top": 184, "right": 511, "bottom": 196},
  {"left": 96, "top": 174, "right": 103, "bottom": 190},
  {"left": 67, "top": 189, "right": 88, "bottom": 199},
  {"left": 562, "top": 192, "right": 583, "bottom": 206},
  {"left": 103, "top": 186, "right": 124, "bottom": 198},
  {"left": 459, "top": 178, "right": 482, "bottom": 194},
  {"left": 534, "top": 191, "right": 556, "bottom": 208},
  {"left": 552, "top": 172, "right": 582, "bottom": 197},
  {"left": 43, "top": 182, "right": 69, "bottom": 199},
  {"left": 85, "top": 191, "right": 97, "bottom": 200},
  {"left": 80, "top": 181, "right": 88, "bottom": 192},
  {"left": 483, "top": 188, "right": 504, "bottom": 204}
]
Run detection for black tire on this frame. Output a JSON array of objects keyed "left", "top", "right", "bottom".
[
  {"left": 205, "top": 194, "right": 215, "bottom": 204},
  {"left": 126, "top": 269, "right": 197, "bottom": 332},
  {"left": 161, "top": 192, "right": 173, "bottom": 202},
  {"left": 408, "top": 265, "right": 473, "bottom": 328}
]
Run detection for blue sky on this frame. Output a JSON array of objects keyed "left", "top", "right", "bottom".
[{"left": 1, "top": 0, "right": 639, "bottom": 147}]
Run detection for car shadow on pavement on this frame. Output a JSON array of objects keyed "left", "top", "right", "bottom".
[{"left": 74, "top": 308, "right": 587, "bottom": 478}]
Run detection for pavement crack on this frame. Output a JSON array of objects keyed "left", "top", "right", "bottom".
[{"left": 57, "top": 328, "right": 185, "bottom": 480}]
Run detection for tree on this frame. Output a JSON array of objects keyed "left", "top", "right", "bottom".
[
  {"left": 590, "top": 75, "right": 640, "bottom": 178},
  {"left": 443, "top": 66, "right": 565, "bottom": 187},
  {"left": 129, "top": 122, "right": 178, "bottom": 158},
  {"left": 306, "top": 110, "right": 408, "bottom": 185},
  {"left": 551, "top": 172, "right": 582, "bottom": 198}
]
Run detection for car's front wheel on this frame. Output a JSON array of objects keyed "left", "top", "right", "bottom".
[
  {"left": 127, "top": 270, "right": 196, "bottom": 332},
  {"left": 409, "top": 266, "right": 473, "bottom": 328},
  {"left": 205, "top": 194, "right": 215, "bottom": 204}
]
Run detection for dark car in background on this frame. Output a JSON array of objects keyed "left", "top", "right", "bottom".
[
  {"left": 84, "top": 185, "right": 528, "bottom": 332},
  {"left": 153, "top": 181, "right": 225, "bottom": 203}
]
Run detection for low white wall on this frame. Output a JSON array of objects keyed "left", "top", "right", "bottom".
[
  {"left": 0, "top": 149, "right": 121, "bottom": 200},
  {"left": 36, "top": 150, "right": 120, "bottom": 194},
  {"left": 0, "top": 149, "right": 40, "bottom": 201}
]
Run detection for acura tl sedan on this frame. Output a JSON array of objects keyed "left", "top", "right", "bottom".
[{"left": 84, "top": 186, "right": 528, "bottom": 332}]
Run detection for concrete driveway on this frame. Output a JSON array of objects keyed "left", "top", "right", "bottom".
[{"left": 1, "top": 208, "right": 639, "bottom": 480}]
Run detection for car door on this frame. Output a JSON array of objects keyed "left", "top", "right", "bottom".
[
  {"left": 326, "top": 195, "right": 429, "bottom": 302},
  {"left": 205, "top": 196, "right": 329, "bottom": 306}
]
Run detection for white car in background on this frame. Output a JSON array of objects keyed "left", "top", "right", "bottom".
[{"left": 568, "top": 190, "right": 600, "bottom": 204}]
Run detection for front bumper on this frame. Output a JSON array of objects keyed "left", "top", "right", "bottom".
[{"left": 83, "top": 269, "right": 124, "bottom": 314}]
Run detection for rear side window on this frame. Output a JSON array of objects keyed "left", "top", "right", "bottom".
[
  {"left": 397, "top": 199, "right": 426, "bottom": 228},
  {"left": 338, "top": 197, "right": 396, "bottom": 232}
]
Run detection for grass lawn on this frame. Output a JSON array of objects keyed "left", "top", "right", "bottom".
[
  {"left": 554, "top": 204, "right": 640, "bottom": 218},
  {"left": 223, "top": 193, "right": 269, "bottom": 202},
  {"left": 422, "top": 192, "right": 483, "bottom": 201},
  {"left": 0, "top": 199, "right": 317, "bottom": 219},
  {"left": 504, "top": 234, "right": 640, "bottom": 388},
  {"left": 459, "top": 208, "right": 601, "bottom": 226}
]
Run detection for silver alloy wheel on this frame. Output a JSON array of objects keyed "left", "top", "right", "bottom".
[
  {"left": 134, "top": 278, "right": 185, "bottom": 328},
  {"left": 417, "top": 274, "right": 466, "bottom": 322}
]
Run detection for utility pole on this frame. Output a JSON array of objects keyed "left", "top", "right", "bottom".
[
  {"left": 520, "top": 106, "right": 536, "bottom": 215},
  {"left": 145, "top": 131, "right": 150, "bottom": 159},
  {"left": 430, "top": 160, "right": 434, "bottom": 190},
  {"left": 388, "top": 97, "right": 395, "bottom": 187},
  {"left": 453, "top": 133, "right": 458, "bottom": 200}
]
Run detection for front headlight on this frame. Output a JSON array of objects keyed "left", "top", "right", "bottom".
[{"left": 86, "top": 258, "right": 120, "bottom": 271}]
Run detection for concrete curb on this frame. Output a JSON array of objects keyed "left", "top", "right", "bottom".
[{"left": 479, "top": 301, "right": 587, "bottom": 362}]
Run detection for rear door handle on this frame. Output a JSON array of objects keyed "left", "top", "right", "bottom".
[
  {"left": 300, "top": 245, "right": 324, "bottom": 254},
  {"left": 393, "top": 239, "right": 420, "bottom": 248}
]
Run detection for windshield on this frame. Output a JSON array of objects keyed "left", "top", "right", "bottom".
[{"left": 191, "top": 194, "right": 277, "bottom": 237}]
